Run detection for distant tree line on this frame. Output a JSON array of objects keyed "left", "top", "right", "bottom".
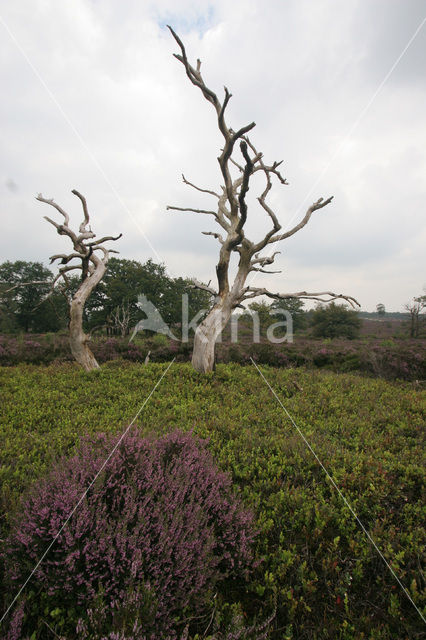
[
  {"left": 0, "top": 258, "right": 210, "bottom": 336},
  {"left": 1, "top": 260, "right": 424, "bottom": 340},
  {"left": 247, "top": 299, "right": 362, "bottom": 339}
]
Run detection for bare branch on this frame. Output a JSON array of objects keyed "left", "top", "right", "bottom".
[
  {"left": 182, "top": 174, "right": 220, "bottom": 198},
  {"left": 166, "top": 205, "right": 217, "bottom": 216},
  {"left": 31, "top": 274, "right": 66, "bottom": 309},
  {"left": 229, "top": 156, "right": 244, "bottom": 173},
  {"left": 43, "top": 215, "right": 78, "bottom": 244},
  {"left": 235, "top": 140, "right": 254, "bottom": 236},
  {"left": 244, "top": 137, "right": 288, "bottom": 185},
  {"left": 49, "top": 252, "right": 85, "bottom": 264},
  {"left": 36, "top": 194, "right": 70, "bottom": 225},
  {"left": 58, "top": 265, "right": 83, "bottom": 275},
  {"left": 87, "top": 233, "right": 123, "bottom": 247},
  {"left": 168, "top": 26, "right": 219, "bottom": 109},
  {"left": 77, "top": 230, "right": 96, "bottom": 242},
  {"left": 168, "top": 25, "right": 255, "bottom": 219},
  {"left": 31, "top": 268, "right": 82, "bottom": 310},
  {"left": 190, "top": 278, "right": 218, "bottom": 297},
  {"left": 218, "top": 86, "right": 232, "bottom": 132},
  {"left": 241, "top": 287, "right": 360, "bottom": 308},
  {"left": 267, "top": 197, "right": 333, "bottom": 245},
  {"left": 95, "top": 247, "right": 120, "bottom": 254},
  {"left": 217, "top": 187, "right": 232, "bottom": 222},
  {"left": 202, "top": 231, "right": 225, "bottom": 245},
  {"left": 71, "top": 189, "right": 90, "bottom": 231},
  {"left": 251, "top": 251, "right": 281, "bottom": 267},
  {"left": 1, "top": 280, "right": 52, "bottom": 293}
]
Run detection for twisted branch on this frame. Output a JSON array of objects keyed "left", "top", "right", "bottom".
[
  {"left": 241, "top": 287, "right": 360, "bottom": 308},
  {"left": 36, "top": 190, "right": 121, "bottom": 293}
]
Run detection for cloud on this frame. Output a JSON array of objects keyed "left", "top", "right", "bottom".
[{"left": 0, "top": 0, "right": 425, "bottom": 311}]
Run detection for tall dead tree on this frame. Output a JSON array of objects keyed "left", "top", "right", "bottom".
[
  {"left": 36, "top": 190, "right": 122, "bottom": 371},
  {"left": 167, "top": 27, "right": 360, "bottom": 373}
]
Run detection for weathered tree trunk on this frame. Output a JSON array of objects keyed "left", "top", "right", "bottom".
[
  {"left": 69, "top": 297, "right": 99, "bottom": 371},
  {"left": 192, "top": 300, "right": 233, "bottom": 373},
  {"left": 69, "top": 260, "right": 106, "bottom": 371}
]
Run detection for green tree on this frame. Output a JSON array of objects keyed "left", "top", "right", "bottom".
[
  {"left": 0, "top": 261, "right": 67, "bottom": 332},
  {"left": 162, "top": 277, "right": 211, "bottom": 328},
  {"left": 310, "top": 302, "right": 361, "bottom": 339},
  {"left": 271, "top": 297, "right": 306, "bottom": 332},
  {"left": 86, "top": 258, "right": 211, "bottom": 336},
  {"left": 87, "top": 258, "right": 170, "bottom": 333},
  {"left": 248, "top": 301, "right": 273, "bottom": 332}
]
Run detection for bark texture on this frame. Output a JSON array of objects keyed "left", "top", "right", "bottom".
[
  {"left": 167, "top": 28, "right": 360, "bottom": 373},
  {"left": 36, "top": 190, "right": 122, "bottom": 371}
]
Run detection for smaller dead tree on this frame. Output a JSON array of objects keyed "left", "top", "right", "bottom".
[
  {"left": 36, "top": 190, "right": 122, "bottom": 371},
  {"left": 404, "top": 296, "right": 426, "bottom": 338},
  {"left": 109, "top": 301, "right": 133, "bottom": 337}
]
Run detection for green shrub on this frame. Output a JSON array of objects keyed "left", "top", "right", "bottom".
[
  {"left": 311, "top": 303, "right": 361, "bottom": 339},
  {"left": 151, "top": 333, "right": 170, "bottom": 347}
]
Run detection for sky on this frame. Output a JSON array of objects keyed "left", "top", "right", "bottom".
[{"left": 0, "top": 0, "right": 425, "bottom": 312}]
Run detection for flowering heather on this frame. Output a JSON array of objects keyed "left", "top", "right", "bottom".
[
  {"left": 3, "top": 430, "right": 255, "bottom": 638},
  {"left": 1, "top": 333, "right": 424, "bottom": 379}
]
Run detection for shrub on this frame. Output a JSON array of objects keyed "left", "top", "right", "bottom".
[
  {"left": 0, "top": 333, "right": 424, "bottom": 381},
  {"left": 151, "top": 333, "right": 169, "bottom": 347},
  {"left": 310, "top": 302, "right": 361, "bottom": 339},
  {"left": 3, "top": 430, "right": 255, "bottom": 639}
]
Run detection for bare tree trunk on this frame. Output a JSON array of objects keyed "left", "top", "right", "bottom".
[
  {"left": 192, "top": 299, "right": 233, "bottom": 373},
  {"left": 69, "top": 297, "right": 99, "bottom": 371}
]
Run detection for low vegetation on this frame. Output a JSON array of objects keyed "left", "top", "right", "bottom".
[
  {"left": 0, "top": 333, "right": 424, "bottom": 381},
  {"left": 4, "top": 430, "right": 255, "bottom": 639},
  {"left": 1, "top": 363, "right": 424, "bottom": 638}
]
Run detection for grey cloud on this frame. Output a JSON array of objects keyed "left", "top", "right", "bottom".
[{"left": 0, "top": 0, "right": 425, "bottom": 311}]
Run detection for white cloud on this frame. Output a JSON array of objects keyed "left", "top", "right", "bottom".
[{"left": 1, "top": 0, "right": 425, "bottom": 311}]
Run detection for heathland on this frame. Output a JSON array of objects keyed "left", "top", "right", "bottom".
[{"left": 1, "top": 359, "right": 424, "bottom": 638}]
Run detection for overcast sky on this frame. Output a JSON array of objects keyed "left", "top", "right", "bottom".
[{"left": 1, "top": 0, "right": 425, "bottom": 311}]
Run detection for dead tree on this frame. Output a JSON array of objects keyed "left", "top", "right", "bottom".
[
  {"left": 405, "top": 296, "right": 426, "bottom": 338},
  {"left": 167, "top": 27, "right": 360, "bottom": 373},
  {"left": 36, "top": 190, "right": 122, "bottom": 371},
  {"left": 110, "top": 301, "right": 132, "bottom": 337}
]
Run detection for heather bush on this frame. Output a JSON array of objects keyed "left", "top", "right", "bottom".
[
  {"left": 3, "top": 430, "right": 255, "bottom": 639},
  {"left": 1, "top": 333, "right": 424, "bottom": 380},
  {"left": 0, "top": 333, "right": 71, "bottom": 365}
]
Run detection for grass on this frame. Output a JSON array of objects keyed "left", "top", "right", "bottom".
[{"left": 0, "top": 362, "right": 425, "bottom": 638}]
